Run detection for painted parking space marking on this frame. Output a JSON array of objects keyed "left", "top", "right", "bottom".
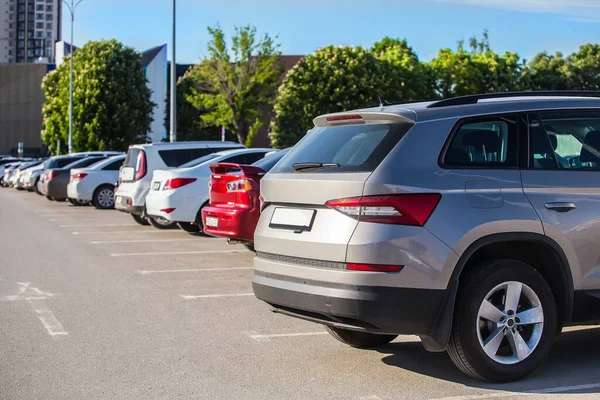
[
  {"left": 428, "top": 382, "right": 600, "bottom": 400},
  {"left": 72, "top": 230, "right": 184, "bottom": 235},
  {"left": 180, "top": 293, "right": 254, "bottom": 299},
  {"left": 139, "top": 267, "right": 253, "bottom": 274},
  {"left": 60, "top": 223, "right": 134, "bottom": 228},
  {"left": 90, "top": 238, "right": 202, "bottom": 244},
  {"left": 110, "top": 250, "right": 243, "bottom": 257},
  {"left": 244, "top": 330, "right": 328, "bottom": 342},
  {"left": 1, "top": 282, "right": 68, "bottom": 337}
]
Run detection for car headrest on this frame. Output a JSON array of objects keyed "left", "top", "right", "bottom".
[
  {"left": 461, "top": 130, "right": 502, "bottom": 152},
  {"left": 580, "top": 130, "right": 600, "bottom": 163}
]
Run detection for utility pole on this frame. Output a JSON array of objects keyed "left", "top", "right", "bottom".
[
  {"left": 170, "top": 0, "right": 177, "bottom": 142},
  {"left": 63, "top": 0, "right": 85, "bottom": 154}
]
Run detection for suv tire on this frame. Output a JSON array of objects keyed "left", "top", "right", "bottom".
[
  {"left": 132, "top": 214, "right": 150, "bottom": 226},
  {"left": 447, "top": 259, "right": 557, "bottom": 382},
  {"left": 148, "top": 216, "right": 178, "bottom": 230},
  {"left": 325, "top": 326, "right": 397, "bottom": 348}
]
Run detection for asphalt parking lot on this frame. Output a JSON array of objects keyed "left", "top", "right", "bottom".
[{"left": 2, "top": 188, "right": 600, "bottom": 400}]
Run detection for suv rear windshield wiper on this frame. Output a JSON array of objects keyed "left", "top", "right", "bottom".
[{"left": 292, "top": 162, "right": 340, "bottom": 172}]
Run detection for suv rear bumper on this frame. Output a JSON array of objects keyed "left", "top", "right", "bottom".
[
  {"left": 114, "top": 195, "right": 144, "bottom": 216},
  {"left": 252, "top": 269, "right": 445, "bottom": 335}
]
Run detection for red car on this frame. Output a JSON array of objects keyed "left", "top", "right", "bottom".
[{"left": 201, "top": 149, "right": 289, "bottom": 251}]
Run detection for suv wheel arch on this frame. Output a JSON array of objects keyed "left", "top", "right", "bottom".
[{"left": 420, "top": 232, "right": 574, "bottom": 353}]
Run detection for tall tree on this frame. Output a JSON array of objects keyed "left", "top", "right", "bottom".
[
  {"left": 270, "top": 46, "right": 387, "bottom": 148},
  {"left": 524, "top": 51, "right": 572, "bottom": 90},
  {"left": 568, "top": 44, "right": 600, "bottom": 90},
  {"left": 188, "top": 25, "right": 283, "bottom": 146},
  {"left": 372, "top": 37, "right": 436, "bottom": 102},
  {"left": 164, "top": 70, "right": 227, "bottom": 142},
  {"left": 41, "top": 40, "right": 154, "bottom": 153}
]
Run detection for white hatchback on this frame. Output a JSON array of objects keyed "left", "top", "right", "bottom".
[
  {"left": 145, "top": 148, "right": 274, "bottom": 233},
  {"left": 67, "top": 155, "right": 126, "bottom": 209},
  {"left": 115, "top": 141, "right": 244, "bottom": 227}
]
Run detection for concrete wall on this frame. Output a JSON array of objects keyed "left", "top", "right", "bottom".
[{"left": 0, "top": 63, "right": 46, "bottom": 154}]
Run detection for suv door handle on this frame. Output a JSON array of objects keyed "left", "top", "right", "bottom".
[{"left": 544, "top": 202, "right": 576, "bottom": 212}]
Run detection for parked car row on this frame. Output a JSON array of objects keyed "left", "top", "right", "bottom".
[{"left": 8, "top": 92, "right": 599, "bottom": 384}]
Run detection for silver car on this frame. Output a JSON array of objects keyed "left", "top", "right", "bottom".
[{"left": 253, "top": 91, "right": 600, "bottom": 382}]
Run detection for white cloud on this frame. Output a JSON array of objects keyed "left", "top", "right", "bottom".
[{"left": 436, "top": 0, "right": 600, "bottom": 21}]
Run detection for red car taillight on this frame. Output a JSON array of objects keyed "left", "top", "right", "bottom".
[
  {"left": 72, "top": 173, "right": 87, "bottom": 181},
  {"left": 326, "top": 193, "right": 441, "bottom": 226},
  {"left": 163, "top": 178, "right": 197, "bottom": 190},
  {"left": 134, "top": 150, "right": 147, "bottom": 180},
  {"left": 47, "top": 171, "right": 59, "bottom": 181},
  {"left": 226, "top": 178, "right": 257, "bottom": 192}
]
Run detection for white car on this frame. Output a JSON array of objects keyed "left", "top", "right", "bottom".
[
  {"left": 67, "top": 155, "right": 126, "bottom": 209},
  {"left": 21, "top": 163, "right": 45, "bottom": 193},
  {"left": 145, "top": 148, "right": 274, "bottom": 232},
  {"left": 115, "top": 141, "right": 244, "bottom": 226}
]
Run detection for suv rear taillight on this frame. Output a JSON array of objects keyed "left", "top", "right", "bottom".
[
  {"left": 226, "top": 178, "right": 257, "bottom": 192},
  {"left": 347, "top": 263, "right": 404, "bottom": 273},
  {"left": 72, "top": 173, "right": 87, "bottom": 181},
  {"left": 326, "top": 194, "right": 441, "bottom": 226},
  {"left": 134, "top": 150, "right": 147, "bottom": 180},
  {"left": 163, "top": 178, "right": 197, "bottom": 190}
]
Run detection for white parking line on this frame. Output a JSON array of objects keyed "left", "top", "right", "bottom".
[
  {"left": 427, "top": 382, "right": 600, "bottom": 400},
  {"left": 139, "top": 267, "right": 253, "bottom": 274},
  {"left": 110, "top": 250, "right": 242, "bottom": 257},
  {"left": 72, "top": 230, "right": 184, "bottom": 235},
  {"left": 90, "top": 238, "right": 201, "bottom": 244},
  {"left": 60, "top": 224, "right": 134, "bottom": 228},
  {"left": 180, "top": 293, "right": 254, "bottom": 299},
  {"left": 244, "top": 330, "right": 328, "bottom": 342}
]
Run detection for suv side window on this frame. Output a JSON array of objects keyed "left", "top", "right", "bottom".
[
  {"left": 444, "top": 115, "right": 518, "bottom": 168},
  {"left": 529, "top": 111, "right": 600, "bottom": 170}
]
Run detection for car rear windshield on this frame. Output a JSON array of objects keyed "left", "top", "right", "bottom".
[
  {"left": 270, "top": 123, "right": 411, "bottom": 173},
  {"left": 251, "top": 149, "right": 289, "bottom": 171},
  {"left": 48, "top": 156, "right": 84, "bottom": 169},
  {"left": 178, "top": 153, "right": 219, "bottom": 168},
  {"left": 63, "top": 156, "right": 106, "bottom": 169}
]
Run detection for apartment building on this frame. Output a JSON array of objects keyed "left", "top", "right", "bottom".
[{"left": 0, "top": 0, "right": 61, "bottom": 64}]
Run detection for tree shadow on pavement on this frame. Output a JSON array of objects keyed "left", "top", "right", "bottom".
[{"left": 378, "top": 327, "right": 600, "bottom": 394}]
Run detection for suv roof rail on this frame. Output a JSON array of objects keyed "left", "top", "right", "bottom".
[{"left": 427, "top": 90, "right": 600, "bottom": 109}]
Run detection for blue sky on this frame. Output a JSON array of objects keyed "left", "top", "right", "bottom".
[{"left": 64, "top": 0, "right": 600, "bottom": 64}]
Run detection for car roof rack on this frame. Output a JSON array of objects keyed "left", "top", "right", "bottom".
[{"left": 427, "top": 90, "right": 600, "bottom": 109}]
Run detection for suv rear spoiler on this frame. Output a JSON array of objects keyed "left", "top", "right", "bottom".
[
  {"left": 313, "top": 111, "right": 415, "bottom": 127},
  {"left": 209, "top": 163, "right": 265, "bottom": 176}
]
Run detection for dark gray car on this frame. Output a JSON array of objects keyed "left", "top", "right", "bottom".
[
  {"left": 41, "top": 156, "right": 108, "bottom": 202},
  {"left": 252, "top": 91, "right": 600, "bottom": 382}
]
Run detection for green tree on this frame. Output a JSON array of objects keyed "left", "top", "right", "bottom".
[
  {"left": 430, "top": 33, "right": 526, "bottom": 97},
  {"left": 41, "top": 39, "right": 154, "bottom": 153},
  {"left": 568, "top": 44, "right": 600, "bottom": 90},
  {"left": 187, "top": 25, "right": 283, "bottom": 147},
  {"left": 523, "top": 51, "right": 572, "bottom": 90},
  {"left": 165, "top": 70, "right": 226, "bottom": 142},
  {"left": 372, "top": 37, "right": 436, "bottom": 102},
  {"left": 270, "top": 46, "right": 387, "bottom": 148}
]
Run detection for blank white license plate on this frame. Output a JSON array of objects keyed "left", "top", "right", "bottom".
[
  {"left": 152, "top": 181, "right": 161, "bottom": 190},
  {"left": 205, "top": 216, "right": 218, "bottom": 228},
  {"left": 269, "top": 207, "right": 316, "bottom": 231}
]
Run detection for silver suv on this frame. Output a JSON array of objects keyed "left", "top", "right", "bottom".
[{"left": 253, "top": 91, "right": 600, "bottom": 382}]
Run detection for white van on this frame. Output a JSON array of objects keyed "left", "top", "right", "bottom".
[{"left": 114, "top": 141, "right": 244, "bottom": 226}]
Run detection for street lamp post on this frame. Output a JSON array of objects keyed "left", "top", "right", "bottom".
[
  {"left": 62, "top": 0, "right": 84, "bottom": 154},
  {"left": 170, "top": 0, "right": 177, "bottom": 142}
]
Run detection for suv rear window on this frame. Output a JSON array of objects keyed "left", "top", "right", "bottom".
[
  {"left": 271, "top": 124, "right": 411, "bottom": 173},
  {"left": 158, "top": 148, "right": 213, "bottom": 167}
]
